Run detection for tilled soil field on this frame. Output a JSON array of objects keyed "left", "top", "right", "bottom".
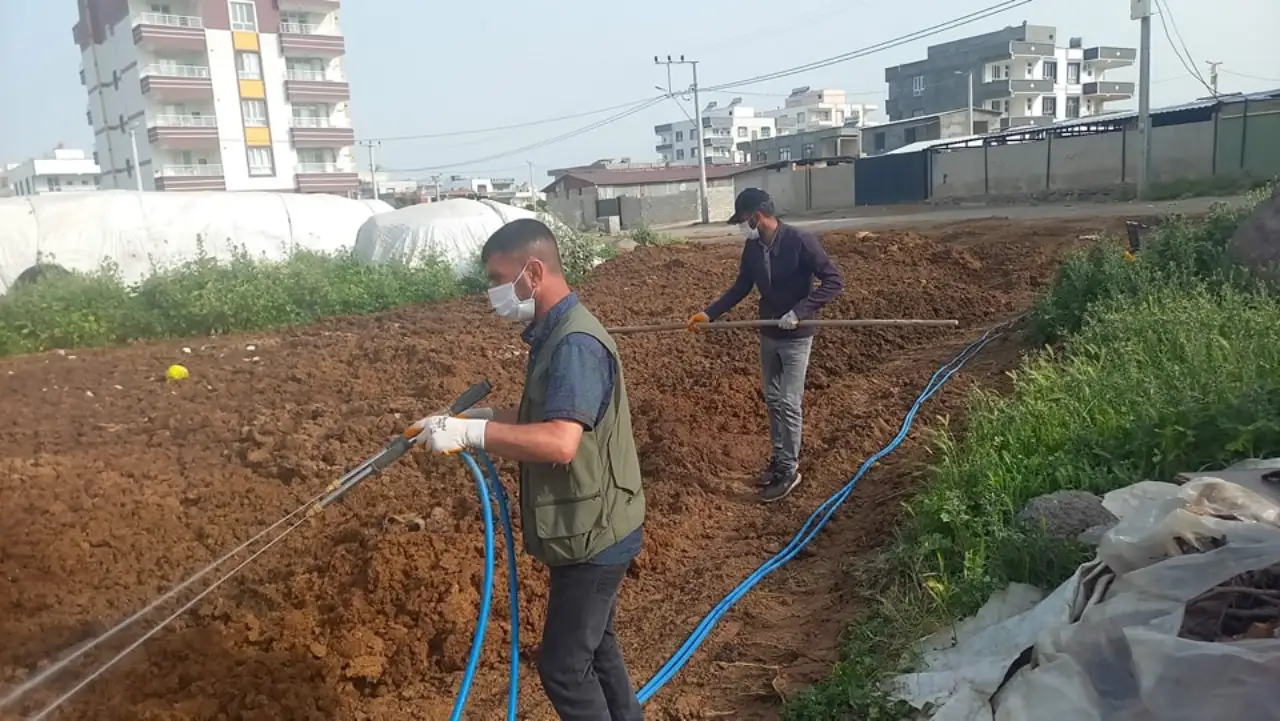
[{"left": 1, "top": 218, "right": 1128, "bottom": 720}]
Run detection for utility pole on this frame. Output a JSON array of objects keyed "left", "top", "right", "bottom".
[
  {"left": 358, "top": 140, "right": 381, "bottom": 199},
  {"left": 430, "top": 173, "right": 442, "bottom": 202},
  {"left": 127, "top": 123, "right": 143, "bottom": 192},
  {"left": 655, "top": 54, "right": 710, "bottom": 224},
  {"left": 1205, "top": 60, "right": 1222, "bottom": 95},
  {"left": 1133, "top": 0, "right": 1153, "bottom": 199},
  {"left": 527, "top": 160, "right": 537, "bottom": 210}
]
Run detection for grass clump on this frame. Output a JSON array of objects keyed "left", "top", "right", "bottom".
[
  {"left": 1031, "top": 186, "right": 1271, "bottom": 344},
  {"left": 0, "top": 245, "right": 463, "bottom": 356},
  {"left": 787, "top": 185, "right": 1279, "bottom": 720}
]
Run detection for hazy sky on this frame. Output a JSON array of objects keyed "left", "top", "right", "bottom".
[{"left": 1, "top": 0, "right": 1276, "bottom": 180}]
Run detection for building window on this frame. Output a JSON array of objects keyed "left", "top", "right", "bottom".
[
  {"left": 86, "top": 110, "right": 93, "bottom": 126},
  {"left": 779, "top": 147, "right": 792, "bottom": 161},
  {"left": 990, "top": 99, "right": 1001, "bottom": 111},
  {"left": 760, "top": 127, "right": 771, "bottom": 138},
  {"left": 904, "top": 127, "right": 918, "bottom": 144},
  {"left": 754, "top": 151, "right": 767, "bottom": 162},
  {"left": 797, "top": 112, "right": 807, "bottom": 125},
  {"left": 911, "top": 75, "right": 925, "bottom": 96},
  {"left": 241, "top": 99, "right": 268, "bottom": 127},
  {"left": 675, "top": 130, "right": 684, "bottom": 142},
  {"left": 229, "top": 0, "right": 257, "bottom": 31},
  {"left": 974, "top": 120, "right": 990, "bottom": 134},
  {"left": 676, "top": 149, "right": 684, "bottom": 160},
  {"left": 802, "top": 143, "right": 815, "bottom": 158},
  {"left": 1003, "top": 99, "right": 1010, "bottom": 113},
  {"left": 910, "top": 109, "right": 925, "bottom": 118},
  {"left": 691, "top": 147, "right": 699, "bottom": 158},
  {"left": 874, "top": 132, "right": 886, "bottom": 152},
  {"left": 1067, "top": 62, "right": 1081, "bottom": 84},
  {"left": 1043, "top": 61, "right": 1058, "bottom": 81},
  {"left": 1066, "top": 96, "right": 1081, "bottom": 118},
  {"left": 737, "top": 126, "right": 748, "bottom": 138},
  {"left": 247, "top": 147, "right": 275, "bottom": 176},
  {"left": 1042, "top": 95, "right": 1057, "bottom": 117},
  {"left": 237, "top": 52, "right": 262, "bottom": 80}
]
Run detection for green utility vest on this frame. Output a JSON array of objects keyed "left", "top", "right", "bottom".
[{"left": 517, "top": 302, "right": 646, "bottom": 567}]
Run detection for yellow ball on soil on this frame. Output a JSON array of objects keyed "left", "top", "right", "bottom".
[{"left": 166, "top": 364, "right": 190, "bottom": 381}]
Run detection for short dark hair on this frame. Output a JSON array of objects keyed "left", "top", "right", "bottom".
[{"left": 480, "top": 218, "right": 563, "bottom": 271}]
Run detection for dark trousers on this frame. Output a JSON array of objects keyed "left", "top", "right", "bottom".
[{"left": 538, "top": 561, "right": 644, "bottom": 721}]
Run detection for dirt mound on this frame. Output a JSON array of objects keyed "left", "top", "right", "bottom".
[{"left": 0, "top": 219, "right": 1114, "bottom": 720}]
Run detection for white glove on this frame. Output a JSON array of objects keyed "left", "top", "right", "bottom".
[
  {"left": 458, "top": 408, "right": 495, "bottom": 420},
  {"left": 778, "top": 311, "right": 800, "bottom": 330},
  {"left": 411, "top": 415, "right": 487, "bottom": 454}
]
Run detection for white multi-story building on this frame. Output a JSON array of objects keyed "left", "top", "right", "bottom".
[
  {"left": 2, "top": 148, "right": 102, "bottom": 196},
  {"left": 73, "top": 0, "right": 357, "bottom": 194},
  {"left": 885, "top": 24, "right": 1135, "bottom": 130},
  {"left": 762, "top": 87, "right": 876, "bottom": 135},
  {"left": 654, "top": 90, "right": 878, "bottom": 166},
  {"left": 654, "top": 98, "right": 775, "bottom": 165}
]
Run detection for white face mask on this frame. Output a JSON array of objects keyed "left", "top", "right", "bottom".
[
  {"left": 487, "top": 265, "right": 536, "bottom": 322},
  {"left": 739, "top": 221, "right": 760, "bottom": 241}
]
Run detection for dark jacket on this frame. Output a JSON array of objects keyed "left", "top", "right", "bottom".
[{"left": 704, "top": 223, "right": 844, "bottom": 339}]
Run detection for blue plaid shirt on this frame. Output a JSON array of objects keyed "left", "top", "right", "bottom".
[{"left": 522, "top": 293, "right": 643, "bottom": 566}]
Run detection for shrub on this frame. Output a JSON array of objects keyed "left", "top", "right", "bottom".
[
  {"left": 1030, "top": 184, "right": 1273, "bottom": 344},
  {"left": 0, "top": 245, "right": 464, "bottom": 356}
]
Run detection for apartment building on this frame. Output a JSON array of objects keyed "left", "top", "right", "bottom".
[
  {"left": 884, "top": 23, "right": 1136, "bottom": 130},
  {"left": 654, "top": 98, "right": 775, "bottom": 165},
  {"left": 2, "top": 148, "right": 102, "bottom": 196},
  {"left": 762, "top": 87, "right": 876, "bottom": 134},
  {"left": 73, "top": 0, "right": 357, "bottom": 194}
]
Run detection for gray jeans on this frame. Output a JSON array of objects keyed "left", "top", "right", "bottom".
[{"left": 760, "top": 335, "right": 813, "bottom": 477}]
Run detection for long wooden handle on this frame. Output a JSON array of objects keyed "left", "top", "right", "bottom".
[{"left": 606, "top": 318, "right": 959, "bottom": 335}]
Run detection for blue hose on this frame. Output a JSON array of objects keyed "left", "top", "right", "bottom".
[
  {"left": 451, "top": 451, "right": 520, "bottom": 721},
  {"left": 637, "top": 327, "right": 1001, "bottom": 700},
  {"left": 450, "top": 452, "right": 496, "bottom": 721},
  {"left": 479, "top": 451, "right": 521, "bottom": 721},
  {"left": 448, "top": 326, "right": 1001, "bottom": 714}
]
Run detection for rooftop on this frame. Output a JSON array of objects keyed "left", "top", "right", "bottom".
[{"left": 547, "top": 164, "right": 758, "bottom": 191}]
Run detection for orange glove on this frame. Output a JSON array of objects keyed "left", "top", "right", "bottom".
[{"left": 687, "top": 312, "right": 710, "bottom": 332}]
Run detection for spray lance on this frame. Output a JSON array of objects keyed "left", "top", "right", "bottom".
[{"left": 306, "top": 379, "right": 494, "bottom": 518}]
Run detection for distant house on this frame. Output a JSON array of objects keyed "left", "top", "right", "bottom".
[
  {"left": 862, "top": 108, "right": 1004, "bottom": 156},
  {"left": 542, "top": 164, "right": 753, "bottom": 200}
]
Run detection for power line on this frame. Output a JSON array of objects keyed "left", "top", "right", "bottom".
[
  {"left": 1222, "top": 69, "right": 1280, "bottom": 83},
  {"left": 383, "top": 0, "right": 1035, "bottom": 172},
  {"left": 360, "top": 95, "right": 667, "bottom": 143},
  {"left": 383, "top": 97, "right": 667, "bottom": 173},
  {"left": 703, "top": 0, "right": 1036, "bottom": 92},
  {"left": 1152, "top": 0, "right": 1216, "bottom": 96}
]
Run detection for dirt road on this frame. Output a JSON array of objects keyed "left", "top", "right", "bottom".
[{"left": 0, "top": 217, "right": 1130, "bottom": 720}]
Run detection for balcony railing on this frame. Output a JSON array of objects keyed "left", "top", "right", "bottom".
[
  {"left": 135, "top": 12, "right": 203, "bottom": 28},
  {"left": 238, "top": 70, "right": 263, "bottom": 80},
  {"left": 160, "top": 164, "right": 222, "bottom": 177},
  {"left": 297, "top": 162, "right": 342, "bottom": 173},
  {"left": 286, "top": 69, "right": 330, "bottom": 82},
  {"left": 280, "top": 22, "right": 328, "bottom": 34},
  {"left": 142, "top": 64, "right": 211, "bottom": 78},
  {"left": 153, "top": 114, "right": 217, "bottom": 127},
  {"left": 291, "top": 116, "right": 349, "bottom": 128}
]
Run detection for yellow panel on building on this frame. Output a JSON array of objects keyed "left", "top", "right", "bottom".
[
  {"left": 244, "top": 127, "right": 272, "bottom": 146},
  {"left": 232, "top": 32, "right": 259, "bottom": 51},
  {"left": 238, "top": 79, "right": 265, "bottom": 99}
]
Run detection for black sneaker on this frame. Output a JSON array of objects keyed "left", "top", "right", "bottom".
[
  {"left": 760, "top": 471, "right": 803, "bottom": 503},
  {"left": 757, "top": 458, "right": 780, "bottom": 488}
]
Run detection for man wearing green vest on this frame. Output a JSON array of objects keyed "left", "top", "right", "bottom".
[{"left": 415, "top": 218, "right": 646, "bottom": 721}]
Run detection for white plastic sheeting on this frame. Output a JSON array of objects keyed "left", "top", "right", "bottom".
[
  {"left": 0, "top": 190, "right": 392, "bottom": 292},
  {"left": 352, "top": 198, "right": 568, "bottom": 277},
  {"left": 890, "top": 462, "right": 1280, "bottom": 721}
]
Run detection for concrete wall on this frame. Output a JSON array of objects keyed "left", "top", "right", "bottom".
[
  {"left": 810, "top": 164, "right": 855, "bottom": 210},
  {"left": 616, "top": 186, "right": 735, "bottom": 229},
  {"left": 733, "top": 163, "right": 854, "bottom": 215},
  {"left": 927, "top": 117, "right": 1252, "bottom": 200},
  {"left": 546, "top": 186, "right": 599, "bottom": 229}
]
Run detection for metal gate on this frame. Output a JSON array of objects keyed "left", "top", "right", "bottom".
[{"left": 854, "top": 151, "right": 931, "bottom": 205}]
